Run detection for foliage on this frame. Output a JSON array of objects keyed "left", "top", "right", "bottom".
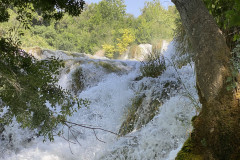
[
  {"left": 203, "top": 0, "right": 240, "bottom": 50},
  {"left": 203, "top": 0, "right": 240, "bottom": 28},
  {"left": 1, "top": 0, "right": 178, "bottom": 56},
  {"left": 174, "top": 0, "right": 240, "bottom": 67},
  {"left": 102, "top": 44, "right": 115, "bottom": 58},
  {"left": 227, "top": 39, "right": 240, "bottom": 91},
  {"left": 176, "top": 138, "right": 203, "bottom": 160},
  {"left": 0, "top": 0, "right": 179, "bottom": 141},
  {"left": 0, "top": 0, "right": 88, "bottom": 141},
  {"left": 98, "top": 61, "right": 122, "bottom": 73},
  {"left": 118, "top": 95, "right": 145, "bottom": 136},
  {"left": 135, "top": 1, "right": 178, "bottom": 44},
  {"left": 71, "top": 67, "right": 85, "bottom": 94},
  {"left": 0, "top": 36, "right": 89, "bottom": 141},
  {"left": 140, "top": 48, "right": 166, "bottom": 78},
  {"left": 103, "top": 28, "right": 135, "bottom": 58},
  {"left": 116, "top": 29, "right": 135, "bottom": 54},
  {"left": 0, "top": 0, "right": 85, "bottom": 23}
]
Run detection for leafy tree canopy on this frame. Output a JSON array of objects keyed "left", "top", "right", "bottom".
[
  {"left": 0, "top": 0, "right": 85, "bottom": 23},
  {"left": 174, "top": 0, "right": 240, "bottom": 67},
  {"left": 203, "top": 0, "right": 240, "bottom": 28},
  {"left": 0, "top": 0, "right": 88, "bottom": 141},
  {"left": 203, "top": 0, "right": 240, "bottom": 50}
]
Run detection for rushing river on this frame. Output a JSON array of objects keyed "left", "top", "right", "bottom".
[{"left": 0, "top": 42, "right": 198, "bottom": 160}]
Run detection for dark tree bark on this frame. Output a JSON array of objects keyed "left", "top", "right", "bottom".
[{"left": 172, "top": 0, "right": 240, "bottom": 159}]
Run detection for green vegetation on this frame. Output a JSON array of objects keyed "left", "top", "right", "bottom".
[
  {"left": 118, "top": 77, "right": 180, "bottom": 137},
  {"left": 203, "top": 0, "right": 240, "bottom": 49},
  {"left": 0, "top": 0, "right": 178, "bottom": 58},
  {"left": 71, "top": 67, "right": 85, "bottom": 94},
  {"left": 140, "top": 48, "right": 166, "bottom": 78},
  {"left": 0, "top": 0, "right": 177, "bottom": 142},
  {"left": 202, "top": 0, "right": 240, "bottom": 91},
  {"left": 118, "top": 95, "right": 145, "bottom": 136},
  {"left": 118, "top": 95, "right": 162, "bottom": 137},
  {"left": 98, "top": 61, "right": 122, "bottom": 73},
  {"left": 0, "top": 0, "right": 88, "bottom": 141},
  {"left": 119, "top": 79, "right": 175, "bottom": 137},
  {"left": 174, "top": 0, "right": 240, "bottom": 66},
  {"left": 0, "top": 0, "right": 177, "bottom": 143},
  {"left": 176, "top": 138, "right": 203, "bottom": 160},
  {"left": 227, "top": 40, "right": 240, "bottom": 91},
  {"left": 102, "top": 44, "right": 116, "bottom": 59},
  {"left": 173, "top": 0, "right": 240, "bottom": 159}
]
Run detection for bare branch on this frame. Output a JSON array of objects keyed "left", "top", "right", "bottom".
[
  {"left": 64, "top": 120, "right": 120, "bottom": 136},
  {"left": 53, "top": 131, "right": 76, "bottom": 144},
  {"left": 57, "top": 120, "right": 134, "bottom": 148},
  {"left": 93, "top": 129, "right": 106, "bottom": 143},
  {"left": 68, "top": 128, "right": 74, "bottom": 154},
  {"left": 68, "top": 125, "right": 82, "bottom": 146}
]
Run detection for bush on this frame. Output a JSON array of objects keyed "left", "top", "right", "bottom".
[
  {"left": 102, "top": 44, "right": 115, "bottom": 58},
  {"left": 71, "top": 67, "right": 85, "bottom": 94},
  {"left": 140, "top": 48, "right": 166, "bottom": 78}
]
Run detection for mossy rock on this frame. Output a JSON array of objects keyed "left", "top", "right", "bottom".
[
  {"left": 118, "top": 95, "right": 145, "bottom": 136},
  {"left": 120, "top": 61, "right": 127, "bottom": 66},
  {"left": 118, "top": 73, "right": 180, "bottom": 137},
  {"left": 98, "top": 61, "right": 122, "bottom": 73},
  {"left": 118, "top": 94, "right": 161, "bottom": 136},
  {"left": 71, "top": 67, "right": 84, "bottom": 94},
  {"left": 176, "top": 138, "right": 203, "bottom": 160},
  {"left": 134, "top": 76, "right": 144, "bottom": 81},
  {"left": 146, "top": 99, "right": 160, "bottom": 123}
]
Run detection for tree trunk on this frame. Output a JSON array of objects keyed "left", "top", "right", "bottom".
[{"left": 171, "top": 0, "right": 240, "bottom": 159}]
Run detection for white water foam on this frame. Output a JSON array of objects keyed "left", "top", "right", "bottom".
[{"left": 0, "top": 42, "right": 198, "bottom": 160}]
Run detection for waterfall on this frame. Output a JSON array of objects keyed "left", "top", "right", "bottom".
[{"left": 0, "top": 42, "right": 198, "bottom": 160}]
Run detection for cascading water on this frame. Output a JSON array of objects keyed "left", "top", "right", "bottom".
[{"left": 0, "top": 42, "right": 198, "bottom": 160}]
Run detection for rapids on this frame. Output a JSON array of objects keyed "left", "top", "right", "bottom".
[{"left": 0, "top": 42, "right": 198, "bottom": 160}]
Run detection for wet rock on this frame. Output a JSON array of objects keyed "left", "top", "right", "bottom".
[{"left": 119, "top": 77, "right": 180, "bottom": 136}]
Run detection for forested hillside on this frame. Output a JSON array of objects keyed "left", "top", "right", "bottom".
[{"left": 0, "top": 0, "right": 178, "bottom": 58}]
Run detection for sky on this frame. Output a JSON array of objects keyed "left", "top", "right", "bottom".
[{"left": 85, "top": 0, "right": 174, "bottom": 17}]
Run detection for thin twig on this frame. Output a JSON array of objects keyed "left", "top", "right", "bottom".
[
  {"left": 64, "top": 121, "right": 119, "bottom": 136},
  {"left": 54, "top": 131, "right": 76, "bottom": 144},
  {"left": 165, "top": 56, "right": 201, "bottom": 114},
  {"left": 68, "top": 128, "right": 74, "bottom": 154},
  {"left": 66, "top": 124, "right": 81, "bottom": 146},
  {"left": 93, "top": 129, "right": 106, "bottom": 143}
]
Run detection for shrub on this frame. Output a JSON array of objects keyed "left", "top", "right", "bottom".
[
  {"left": 226, "top": 39, "right": 240, "bottom": 90},
  {"left": 71, "top": 67, "right": 85, "bottom": 94},
  {"left": 116, "top": 29, "right": 135, "bottom": 55},
  {"left": 102, "top": 44, "right": 115, "bottom": 59},
  {"left": 140, "top": 48, "right": 166, "bottom": 78}
]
